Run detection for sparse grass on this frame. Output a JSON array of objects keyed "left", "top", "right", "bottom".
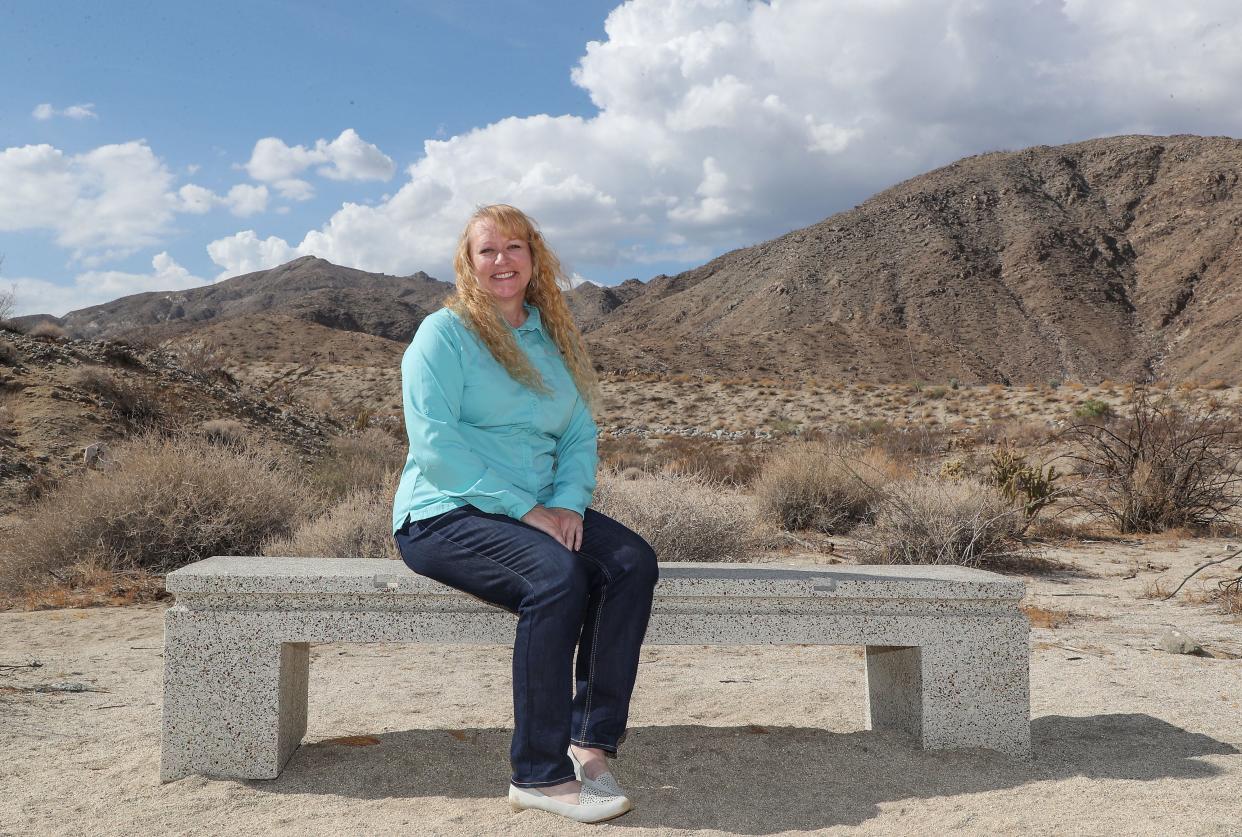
[
  {"left": 599, "top": 435, "right": 766, "bottom": 487},
  {"left": 0, "top": 432, "right": 306, "bottom": 591},
  {"left": 4, "top": 564, "right": 168, "bottom": 610},
  {"left": 857, "top": 476, "right": 1024, "bottom": 567},
  {"left": 263, "top": 484, "right": 399, "bottom": 561},
  {"left": 593, "top": 471, "right": 757, "bottom": 562},
  {"left": 306, "top": 427, "right": 404, "bottom": 503}
]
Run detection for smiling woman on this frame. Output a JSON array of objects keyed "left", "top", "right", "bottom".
[{"left": 390, "top": 204, "right": 658, "bottom": 824}]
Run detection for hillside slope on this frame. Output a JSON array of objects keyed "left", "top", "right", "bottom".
[{"left": 586, "top": 134, "right": 1242, "bottom": 383}]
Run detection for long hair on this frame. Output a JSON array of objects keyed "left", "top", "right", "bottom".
[{"left": 446, "top": 204, "right": 600, "bottom": 410}]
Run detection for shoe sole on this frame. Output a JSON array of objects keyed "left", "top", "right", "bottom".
[{"left": 509, "top": 790, "right": 633, "bottom": 823}]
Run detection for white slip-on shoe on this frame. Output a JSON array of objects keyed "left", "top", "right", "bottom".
[
  {"left": 568, "top": 747, "right": 628, "bottom": 798},
  {"left": 508, "top": 782, "right": 633, "bottom": 824}
]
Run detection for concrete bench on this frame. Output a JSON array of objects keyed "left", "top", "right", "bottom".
[{"left": 160, "top": 558, "right": 1030, "bottom": 782}]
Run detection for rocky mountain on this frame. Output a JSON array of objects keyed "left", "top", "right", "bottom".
[
  {"left": 583, "top": 134, "right": 1242, "bottom": 384},
  {"left": 49, "top": 257, "right": 454, "bottom": 345},
  {"left": 25, "top": 134, "right": 1242, "bottom": 385}
]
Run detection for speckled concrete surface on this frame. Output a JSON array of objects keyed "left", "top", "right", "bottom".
[{"left": 160, "top": 559, "right": 1030, "bottom": 781}]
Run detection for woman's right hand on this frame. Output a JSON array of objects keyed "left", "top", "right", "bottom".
[{"left": 521, "top": 504, "right": 573, "bottom": 550}]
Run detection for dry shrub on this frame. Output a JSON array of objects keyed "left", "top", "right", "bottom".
[
  {"left": 599, "top": 435, "right": 765, "bottom": 487},
  {"left": 830, "top": 420, "right": 950, "bottom": 460},
  {"left": 858, "top": 476, "right": 1023, "bottom": 567},
  {"left": 171, "top": 337, "right": 231, "bottom": 380},
  {"left": 0, "top": 282, "right": 14, "bottom": 322},
  {"left": 0, "top": 339, "right": 20, "bottom": 366},
  {"left": 27, "top": 321, "right": 66, "bottom": 340},
  {"left": 754, "top": 442, "right": 900, "bottom": 533},
  {"left": 264, "top": 484, "right": 399, "bottom": 561},
  {"left": 71, "top": 366, "right": 161, "bottom": 425},
  {"left": 972, "top": 418, "right": 1056, "bottom": 449},
  {"left": 593, "top": 472, "right": 756, "bottom": 562},
  {"left": 0, "top": 433, "right": 305, "bottom": 590},
  {"left": 0, "top": 392, "right": 14, "bottom": 437},
  {"left": 197, "top": 418, "right": 250, "bottom": 446},
  {"left": 1063, "top": 388, "right": 1242, "bottom": 533},
  {"left": 307, "top": 427, "right": 405, "bottom": 502}
]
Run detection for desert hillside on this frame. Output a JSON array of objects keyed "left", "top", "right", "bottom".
[
  {"left": 16, "top": 135, "right": 1242, "bottom": 393},
  {"left": 0, "top": 328, "right": 340, "bottom": 517},
  {"left": 585, "top": 134, "right": 1242, "bottom": 384}
]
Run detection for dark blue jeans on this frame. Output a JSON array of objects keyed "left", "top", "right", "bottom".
[{"left": 393, "top": 505, "right": 659, "bottom": 788}]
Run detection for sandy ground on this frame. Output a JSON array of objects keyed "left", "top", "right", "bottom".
[{"left": 1, "top": 540, "right": 1240, "bottom": 837}]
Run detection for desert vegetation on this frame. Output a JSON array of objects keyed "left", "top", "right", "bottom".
[{"left": 1, "top": 349, "right": 1240, "bottom": 616}]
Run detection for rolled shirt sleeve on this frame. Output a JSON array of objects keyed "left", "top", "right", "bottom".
[{"left": 402, "top": 318, "right": 538, "bottom": 520}]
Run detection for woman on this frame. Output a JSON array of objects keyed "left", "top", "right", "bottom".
[{"left": 391, "top": 204, "right": 658, "bottom": 824}]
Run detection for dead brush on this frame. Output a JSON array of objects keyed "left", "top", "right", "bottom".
[
  {"left": 754, "top": 442, "right": 900, "bottom": 533},
  {"left": 858, "top": 476, "right": 1025, "bottom": 567},
  {"left": 1061, "top": 388, "right": 1242, "bottom": 533},
  {"left": 0, "top": 431, "right": 306, "bottom": 590},
  {"left": 263, "top": 483, "right": 399, "bottom": 561},
  {"left": 307, "top": 427, "right": 404, "bottom": 503},
  {"left": 71, "top": 366, "right": 162, "bottom": 426},
  {"left": 593, "top": 471, "right": 757, "bottom": 562}
]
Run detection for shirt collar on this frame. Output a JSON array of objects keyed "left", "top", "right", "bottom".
[{"left": 514, "top": 303, "right": 544, "bottom": 334}]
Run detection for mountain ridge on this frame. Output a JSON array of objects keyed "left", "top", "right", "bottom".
[{"left": 21, "top": 133, "right": 1242, "bottom": 384}]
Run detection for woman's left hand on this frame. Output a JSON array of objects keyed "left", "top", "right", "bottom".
[{"left": 546, "top": 507, "right": 584, "bottom": 552}]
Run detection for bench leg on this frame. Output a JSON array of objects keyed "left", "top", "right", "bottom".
[
  {"left": 161, "top": 619, "right": 309, "bottom": 782},
  {"left": 865, "top": 633, "right": 1030, "bottom": 759}
]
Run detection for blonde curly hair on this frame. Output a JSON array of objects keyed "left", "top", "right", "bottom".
[{"left": 446, "top": 204, "right": 600, "bottom": 410}]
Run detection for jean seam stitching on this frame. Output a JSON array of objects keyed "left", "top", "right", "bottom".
[
  {"left": 573, "top": 549, "right": 613, "bottom": 743},
  {"left": 577, "top": 587, "right": 606, "bottom": 741},
  {"left": 570, "top": 738, "right": 618, "bottom": 752},
  {"left": 511, "top": 772, "right": 577, "bottom": 789}
]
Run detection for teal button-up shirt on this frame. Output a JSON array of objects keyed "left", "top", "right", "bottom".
[{"left": 391, "top": 303, "right": 598, "bottom": 533}]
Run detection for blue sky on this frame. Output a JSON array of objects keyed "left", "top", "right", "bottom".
[{"left": 3, "top": 0, "right": 1241, "bottom": 316}]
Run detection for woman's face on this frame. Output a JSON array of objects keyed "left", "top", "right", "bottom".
[{"left": 468, "top": 219, "right": 533, "bottom": 305}]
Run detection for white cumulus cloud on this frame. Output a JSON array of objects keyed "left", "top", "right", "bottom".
[
  {"left": 175, "top": 182, "right": 270, "bottom": 217},
  {"left": 244, "top": 129, "right": 395, "bottom": 184},
  {"left": 0, "top": 141, "right": 177, "bottom": 257},
  {"left": 207, "top": 0, "right": 1242, "bottom": 282},
  {"left": 206, "top": 230, "right": 300, "bottom": 278},
  {"left": 9, "top": 253, "right": 209, "bottom": 317},
  {"left": 32, "top": 102, "right": 98, "bottom": 121}
]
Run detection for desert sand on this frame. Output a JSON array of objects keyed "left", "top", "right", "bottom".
[{"left": 2, "top": 539, "right": 1240, "bottom": 836}]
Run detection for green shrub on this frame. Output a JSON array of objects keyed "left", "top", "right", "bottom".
[
  {"left": 1074, "top": 398, "right": 1113, "bottom": 420},
  {"left": 0, "top": 433, "right": 305, "bottom": 589},
  {"left": 989, "top": 446, "right": 1061, "bottom": 527}
]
